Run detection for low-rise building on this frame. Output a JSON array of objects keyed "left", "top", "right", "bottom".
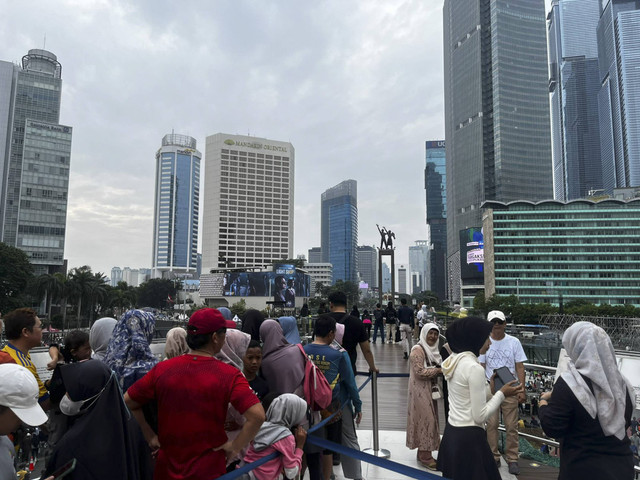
[{"left": 483, "top": 199, "right": 640, "bottom": 306}]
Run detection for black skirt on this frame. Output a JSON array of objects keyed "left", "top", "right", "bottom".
[{"left": 437, "top": 423, "right": 501, "bottom": 480}]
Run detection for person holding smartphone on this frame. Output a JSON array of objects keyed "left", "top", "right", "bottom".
[{"left": 478, "top": 310, "right": 527, "bottom": 476}]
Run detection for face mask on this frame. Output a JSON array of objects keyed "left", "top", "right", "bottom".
[{"left": 60, "top": 394, "right": 84, "bottom": 416}]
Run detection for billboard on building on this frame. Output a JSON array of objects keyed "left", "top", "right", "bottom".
[
  {"left": 459, "top": 227, "right": 484, "bottom": 280},
  {"left": 217, "top": 266, "right": 310, "bottom": 305}
]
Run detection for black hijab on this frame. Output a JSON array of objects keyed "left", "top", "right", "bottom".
[
  {"left": 242, "top": 309, "right": 265, "bottom": 342},
  {"left": 445, "top": 317, "right": 493, "bottom": 357},
  {"left": 44, "top": 359, "right": 139, "bottom": 480}
]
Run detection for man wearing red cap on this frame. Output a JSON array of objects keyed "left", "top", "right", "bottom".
[{"left": 125, "top": 308, "right": 265, "bottom": 479}]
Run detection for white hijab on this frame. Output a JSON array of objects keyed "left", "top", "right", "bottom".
[
  {"left": 413, "top": 323, "right": 442, "bottom": 366},
  {"left": 560, "top": 321, "right": 635, "bottom": 440}
]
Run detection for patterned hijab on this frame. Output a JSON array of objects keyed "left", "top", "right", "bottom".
[
  {"left": 103, "top": 309, "right": 157, "bottom": 391},
  {"left": 559, "top": 321, "right": 636, "bottom": 440}
]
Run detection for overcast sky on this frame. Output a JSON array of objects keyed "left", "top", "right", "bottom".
[{"left": 3, "top": 0, "right": 456, "bottom": 276}]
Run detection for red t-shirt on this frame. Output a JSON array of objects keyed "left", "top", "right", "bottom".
[{"left": 127, "top": 355, "right": 260, "bottom": 480}]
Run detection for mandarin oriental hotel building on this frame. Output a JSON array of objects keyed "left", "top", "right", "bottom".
[
  {"left": 483, "top": 199, "right": 640, "bottom": 307},
  {"left": 202, "top": 134, "right": 294, "bottom": 272}
]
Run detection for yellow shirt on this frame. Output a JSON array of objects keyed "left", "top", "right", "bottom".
[{"left": 1, "top": 343, "right": 49, "bottom": 402}]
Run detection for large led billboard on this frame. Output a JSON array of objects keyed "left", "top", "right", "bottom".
[
  {"left": 219, "top": 266, "right": 310, "bottom": 307},
  {"left": 459, "top": 227, "right": 484, "bottom": 280}
]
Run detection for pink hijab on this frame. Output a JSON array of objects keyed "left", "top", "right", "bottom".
[{"left": 260, "top": 319, "right": 305, "bottom": 395}]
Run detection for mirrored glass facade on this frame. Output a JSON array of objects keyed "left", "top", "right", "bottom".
[
  {"left": 425, "top": 140, "right": 447, "bottom": 299},
  {"left": 321, "top": 180, "right": 358, "bottom": 284},
  {"left": 152, "top": 134, "right": 200, "bottom": 277},
  {"left": 444, "top": 0, "right": 552, "bottom": 302},
  {"left": 0, "top": 50, "right": 71, "bottom": 275},
  {"left": 597, "top": 0, "right": 640, "bottom": 192},
  {"left": 548, "top": 0, "right": 603, "bottom": 201}
]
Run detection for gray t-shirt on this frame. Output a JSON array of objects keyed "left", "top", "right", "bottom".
[{"left": 0, "top": 435, "right": 15, "bottom": 478}]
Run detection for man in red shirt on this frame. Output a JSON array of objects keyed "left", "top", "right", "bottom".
[{"left": 125, "top": 308, "right": 265, "bottom": 480}]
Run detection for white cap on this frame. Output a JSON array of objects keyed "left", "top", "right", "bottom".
[
  {"left": 0, "top": 363, "right": 48, "bottom": 426},
  {"left": 487, "top": 310, "right": 506, "bottom": 322}
]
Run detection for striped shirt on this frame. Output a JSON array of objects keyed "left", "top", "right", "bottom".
[{"left": 1, "top": 343, "right": 49, "bottom": 402}]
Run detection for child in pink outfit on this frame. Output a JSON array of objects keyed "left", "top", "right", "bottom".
[{"left": 243, "top": 394, "right": 308, "bottom": 480}]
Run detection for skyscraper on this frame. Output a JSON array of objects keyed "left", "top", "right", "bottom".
[
  {"left": 409, "top": 240, "right": 429, "bottom": 294},
  {"left": 598, "top": 0, "right": 640, "bottom": 192},
  {"left": 321, "top": 180, "right": 358, "bottom": 284},
  {"left": 548, "top": 0, "right": 603, "bottom": 201},
  {"left": 356, "top": 245, "right": 378, "bottom": 288},
  {"left": 381, "top": 262, "right": 391, "bottom": 293},
  {"left": 0, "top": 50, "right": 72, "bottom": 275},
  {"left": 443, "top": 0, "right": 552, "bottom": 303},
  {"left": 202, "top": 134, "right": 294, "bottom": 272},
  {"left": 425, "top": 141, "right": 447, "bottom": 300},
  {"left": 152, "top": 134, "right": 201, "bottom": 278},
  {"left": 308, "top": 247, "right": 322, "bottom": 263},
  {"left": 397, "top": 265, "right": 408, "bottom": 295}
]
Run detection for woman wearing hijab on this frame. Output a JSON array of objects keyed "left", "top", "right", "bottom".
[
  {"left": 406, "top": 323, "right": 443, "bottom": 470},
  {"left": 215, "top": 328, "right": 253, "bottom": 470},
  {"left": 260, "top": 320, "right": 305, "bottom": 396},
  {"left": 278, "top": 316, "right": 301, "bottom": 345},
  {"left": 217, "top": 307, "right": 233, "bottom": 320},
  {"left": 164, "top": 327, "right": 188, "bottom": 359},
  {"left": 103, "top": 309, "right": 158, "bottom": 391},
  {"left": 89, "top": 317, "right": 117, "bottom": 362},
  {"left": 243, "top": 394, "right": 308, "bottom": 480},
  {"left": 539, "top": 322, "right": 635, "bottom": 480},
  {"left": 242, "top": 309, "right": 265, "bottom": 343},
  {"left": 436, "top": 317, "right": 522, "bottom": 479},
  {"left": 44, "top": 359, "right": 139, "bottom": 479}
]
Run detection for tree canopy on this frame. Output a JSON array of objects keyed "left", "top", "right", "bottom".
[
  {"left": 137, "top": 278, "right": 176, "bottom": 310},
  {"left": 0, "top": 242, "right": 34, "bottom": 313}
]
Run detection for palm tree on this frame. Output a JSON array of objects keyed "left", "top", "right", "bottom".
[
  {"left": 54, "top": 272, "right": 71, "bottom": 330},
  {"left": 32, "top": 273, "right": 61, "bottom": 321},
  {"left": 87, "top": 272, "right": 108, "bottom": 323},
  {"left": 68, "top": 266, "right": 94, "bottom": 328}
]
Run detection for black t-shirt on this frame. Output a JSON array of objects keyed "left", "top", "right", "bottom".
[
  {"left": 249, "top": 375, "right": 270, "bottom": 401},
  {"left": 373, "top": 309, "right": 384, "bottom": 324},
  {"left": 330, "top": 311, "right": 368, "bottom": 372}
]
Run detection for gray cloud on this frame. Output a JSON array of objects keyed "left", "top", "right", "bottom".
[{"left": 2, "top": 0, "right": 448, "bottom": 274}]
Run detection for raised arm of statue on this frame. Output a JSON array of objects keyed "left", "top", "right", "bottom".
[{"left": 377, "top": 224, "right": 387, "bottom": 249}]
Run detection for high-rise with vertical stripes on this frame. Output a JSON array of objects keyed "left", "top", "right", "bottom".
[{"left": 152, "top": 134, "right": 200, "bottom": 278}]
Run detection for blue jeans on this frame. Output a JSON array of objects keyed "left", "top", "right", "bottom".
[{"left": 372, "top": 323, "right": 385, "bottom": 343}]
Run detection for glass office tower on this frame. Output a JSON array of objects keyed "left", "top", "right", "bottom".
[
  {"left": 0, "top": 50, "right": 72, "bottom": 275},
  {"left": 443, "top": 0, "right": 552, "bottom": 302},
  {"left": 548, "top": 0, "right": 603, "bottom": 201},
  {"left": 321, "top": 180, "right": 358, "bottom": 284},
  {"left": 152, "top": 134, "right": 201, "bottom": 278},
  {"left": 597, "top": 0, "right": 640, "bottom": 192},
  {"left": 425, "top": 140, "right": 447, "bottom": 299}
]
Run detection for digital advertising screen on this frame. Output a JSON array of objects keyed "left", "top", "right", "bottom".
[
  {"left": 459, "top": 227, "right": 484, "bottom": 280},
  {"left": 222, "top": 267, "right": 310, "bottom": 306}
]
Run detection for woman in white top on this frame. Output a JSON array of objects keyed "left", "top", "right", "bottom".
[{"left": 436, "top": 317, "right": 522, "bottom": 479}]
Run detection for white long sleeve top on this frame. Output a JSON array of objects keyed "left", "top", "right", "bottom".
[{"left": 441, "top": 351, "right": 505, "bottom": 428}]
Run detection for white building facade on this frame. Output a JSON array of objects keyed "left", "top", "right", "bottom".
[{"left": 202, "top": 134, "right": 294, "bottom": 272}]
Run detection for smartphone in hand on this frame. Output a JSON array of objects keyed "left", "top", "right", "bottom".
[{"left": 49, "top": 458, "right": 76, "bottom": 479}]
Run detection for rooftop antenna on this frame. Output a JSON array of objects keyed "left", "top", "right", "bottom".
[{"left": 43, "top": 34, "right": 46, "bottom": 49}]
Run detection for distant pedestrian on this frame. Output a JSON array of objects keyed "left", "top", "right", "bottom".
[
  {"left": 385, "top": 302, "right": 397, "bottom": 343},
  {"left": 397, "top": 298, "right": 415, "bottom": 360},
  {"left": 372, "top": 304, "right": 385, "bottom": 344},
  {"left": 362, "top": 309, "right": 372, "bottom": 339},
  {"left": 350, "top": 305, "right": 360, "bottom": 319}
]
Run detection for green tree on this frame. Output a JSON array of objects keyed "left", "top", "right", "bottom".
[
  {"left": 137, "top": 278, "right": 176, "bottom": 310},
  {"left": 107, "top": 281, "right": 138, "bottom": 317},
  {"left": 53, "top": 272, "right": 72, "bottom": 330},
  {"left": 473, "top": 291, "right": 487, "bottom": 315},
  {"left": 323, "top": 280, "right": 360, "bottom": 307},
  {"left": 0, "top": 242, "right": 34, "bottom": 313},
  {"left": 86, "top": 272, "right": 108, "bottom": 323},
  {"left": 31, "top": 273, "right": 62, "bottom": 321},
  {"left": 269, "top": 258, "right": 305, "bottom": 269},
  {"left": 230, "top": 299, "right": 247, "bottom": 318},
  {"left": 68, "top": 266, "right": 94, "bottom": 328}
]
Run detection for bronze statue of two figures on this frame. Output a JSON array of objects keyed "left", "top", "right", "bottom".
[{"left": 376, "top": 224, "right": 395, "bottom": 250}]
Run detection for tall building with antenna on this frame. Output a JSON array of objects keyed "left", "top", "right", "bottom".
[
  {"left": 152, "top": 133, "right": 201, "bottom": 278},
  {"left": 0, "top": 49, "right": 72, "bottom": 275}
]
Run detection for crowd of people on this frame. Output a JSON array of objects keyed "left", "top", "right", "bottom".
[{"left": 1, "top": 298, "right": 637, "bottom": 480}]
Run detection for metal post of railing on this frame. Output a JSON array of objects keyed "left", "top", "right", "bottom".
[{"left": 363, "top": 372, "right": 390, "bottom": 458}]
